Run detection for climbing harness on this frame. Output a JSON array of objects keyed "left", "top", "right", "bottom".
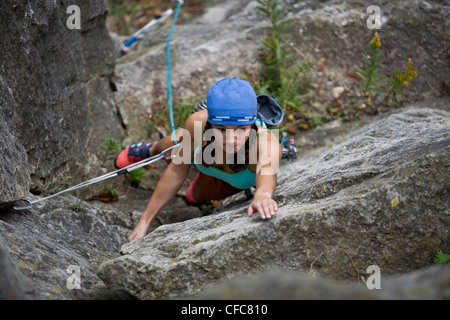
[
  {"left": 120, "top": 8, "right": 174, "bottom": 56},
  {"left": 12, "top": 144, "right": 181, "bottom": 211}
]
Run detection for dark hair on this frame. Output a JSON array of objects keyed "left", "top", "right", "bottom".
[{"left": 200, "top": 122, "right": 258, "bottom": 173}]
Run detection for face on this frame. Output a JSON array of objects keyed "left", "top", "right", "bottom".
[{"left": 210, "top": 123, "right": 253, "bottom": 153}]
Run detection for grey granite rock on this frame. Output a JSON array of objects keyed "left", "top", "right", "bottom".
[{"left": 98, "top": 106, "right": 450, "bottom": 299}]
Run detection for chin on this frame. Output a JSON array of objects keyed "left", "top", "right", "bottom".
[
  {"left": 225, "top": 145, "right": 243, "bottom": 153},
  {"left": 225, "top": 147, "right": 237, "bottom": 154}
]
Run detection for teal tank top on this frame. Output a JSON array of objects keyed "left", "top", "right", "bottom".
[{"left": 193, "top": 120, "right": 270, "bottom": 189}]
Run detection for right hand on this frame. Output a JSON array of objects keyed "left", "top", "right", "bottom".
[{"left": 128, "top": 220, "right": 150, "bottom": 242}]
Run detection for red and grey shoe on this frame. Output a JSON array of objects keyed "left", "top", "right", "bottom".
[{"left": 114, "top": 142, "right": 153, "bottom": 169}]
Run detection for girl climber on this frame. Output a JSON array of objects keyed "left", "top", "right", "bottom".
[{"left": 115, "top": 77, "right": 283, "bottom": 242}]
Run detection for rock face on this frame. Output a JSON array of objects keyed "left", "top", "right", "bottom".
[
  {"left": 0, "top": 197, "right": 125, "bottom": 299},
  {"left": 0, "top": 0, "right": 121, "bottom": 206},
  {"left": 0, "top": 75, "right": 30, "bottom": 208},
  {"left": 113, "top": 0, "right": 266, "bottom": 141},
  {"left": 0, "top": 195, "right": 129, "bottom": 300},
  {"left": 111, "top": 0, "right": 449, "bottom": 191},
  {"left": 0, "top": 190, "right": 202, "bottom": 299},
  {"left": 282, "top": 0, "right": 450, "bottom": 107},
  {"left": 0, "top": 0, "right": 125, "bottom": 299},
  {"left": 113, "top": 0, "right": 450, "bottom": 143},
  {"left": 192, "top": 264, "right": 450, "bottom": 300},
  {"left": 98, "top": 105, "right": 450, "bottom": 299},
  {"left": 0, "top": 0, "right": 449, "bottom": 300},
  {"left": 0, "top": 234, "right": 36, "bottom": 299}
]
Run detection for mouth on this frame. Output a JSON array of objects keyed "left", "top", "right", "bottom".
[
  {"left": 224, "top": 144, "right": 237, "bottom": 151},
  {"left": 224, "top": 143, "right": 242, "bottom": 153}
]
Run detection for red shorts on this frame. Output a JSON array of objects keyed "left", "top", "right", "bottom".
[{"left": 185, "top": 172, "right": 243, "bottom": 204}]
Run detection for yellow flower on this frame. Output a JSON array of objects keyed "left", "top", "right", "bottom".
[
  {"left": 370, "top": 32, "right": 381, "bottom": 48},
  {"left": 398, "top": 58, "right": 418, "bottom": 86}
]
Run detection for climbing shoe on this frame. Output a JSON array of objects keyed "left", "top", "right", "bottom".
[{"left": 114, "top": 142, "right": 153, "bottom": 169}]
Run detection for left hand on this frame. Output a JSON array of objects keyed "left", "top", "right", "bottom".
[{"left": 247, "top": 192, "right": 278, "bottom": 220}]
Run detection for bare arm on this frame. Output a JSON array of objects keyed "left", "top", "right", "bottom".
[
  {"left": 128, "top": 161, "right": 191, "bottom": 242},
  {"left": 128, "top": 113, "right": 204, "bottom": 242},
  {"left": 247, "top": 131, "right": 282, "bottom": 219}
]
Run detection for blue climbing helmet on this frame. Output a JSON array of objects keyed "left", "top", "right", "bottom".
[{"left": 207, "top": 77, "right": 257, "bottom": 126}]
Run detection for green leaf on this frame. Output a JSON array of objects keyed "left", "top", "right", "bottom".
[
  {"left": 355, "top": 73, "right": 367, "bottom": 82},
  {"left": 256, "top": 7, "right": 270, "bottom": 15},
  {"left": 433, "top": 250, "right": 450, "bottom": 264},
  {"left": 260, "top": 38, "right": 274, "bottom": 49}
]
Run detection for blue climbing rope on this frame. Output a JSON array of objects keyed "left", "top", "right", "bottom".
[{"left": 167, "top": 0, "right": 184, "bottom": 145}]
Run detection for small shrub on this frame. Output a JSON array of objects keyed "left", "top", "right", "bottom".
[{"left": 97, "top": 136, "right": 123, "bottom": 166}]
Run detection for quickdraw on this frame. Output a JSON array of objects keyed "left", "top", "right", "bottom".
[
  {"left": 13, "top": 144, "right": 181, "bottom": 211},
  {"left": 120, "top": 8, "right": 174, "bottom": 56}
]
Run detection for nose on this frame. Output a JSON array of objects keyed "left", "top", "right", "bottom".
[
  {"left": 225, "top": 131, "right": 236, "bottom": 146},
  {"left": 226, "top": 129, "right": 235, "bottom": 139}
]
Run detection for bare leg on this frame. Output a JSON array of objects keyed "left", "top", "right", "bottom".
[
  {"left": 149, "top": 135, "right": 172, "bottom": 154},
  {"left": 149, "top": 133, "right": 179, "bottom": 164}
]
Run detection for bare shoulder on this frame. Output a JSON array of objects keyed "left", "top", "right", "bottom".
[
  {"left": 178, "top": 110, "right": 207, "bottom": 147},
  {"left": 254, "top": 126, "right": 283, "bottom": 160},
  {"left": 185, "top": 110, "right": 207, "bottom": 131},
  {"left": 255, "top": 125, "right": 278, "bottom": 142}
]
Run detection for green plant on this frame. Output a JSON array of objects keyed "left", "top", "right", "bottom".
[
  {"left": 126, "top": 167, "right": 146, "bottom": 187},
  {"left": 433, "top": 250, "right": 450, "bottom": 264},
  {"left": 444, "top": 81, "right": 450, "bottom": 96},
  {"left": 306, "top": 110, "right": 323, "bottom": 128},
  {"left": 384, "top": 58, "right": 418, "bottom": 107},
  {"left": 153, "top": 95, "right": 198, "bottom": 134},
  {"left": 347, "top": 96, "right": 363, "bottom": 121},
  {"left": 104, "top": 184, "right": 118, "bottom": 198},
  {"left": 175, "top": 95, "right": 199, "bottom": 127},
  {"left": 280, "top": 60, "right": 315, "bottom": 112},
  {"left": 199, "top": 203, "right": 214, "bottom": 216},
  {"left": 256, "top": 0, "right": 289, "bottom": 90},
  {"left": 254, "top": 0, "right": 315, "bottom": 117},
  {"left": 32, "top": 180, "right": 66, "bottom": 197},
  {"left": 355, "top": 32, "right": 418, "bottom": 108},
  {"left": 355, "top": 32, "right": 384, "bottom": 104},
  {"left": 145, "top": 123, "right": 156, "bottom": 137},
  {"left": 69, "top": 203, "right": 86, "bottom": 212},
  {"left": 97, "top": 136, "right": 123, "bottom": 166}
]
